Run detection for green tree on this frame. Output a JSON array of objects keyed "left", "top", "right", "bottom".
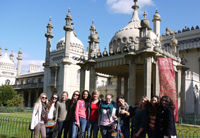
[{"left": 0, "top": 85, "right": 24, "bottom": 106}]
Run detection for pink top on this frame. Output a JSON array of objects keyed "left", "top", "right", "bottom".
[{"left": 75, "top": 99, "right": 87, "bottom": 123}]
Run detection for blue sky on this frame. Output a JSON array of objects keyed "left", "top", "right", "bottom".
[{"left": 0, "top": 0, "right": 199, "bottom": 73}]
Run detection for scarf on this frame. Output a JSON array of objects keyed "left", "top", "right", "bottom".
[
  {"left": 101, "top": 100, "right": 114, "bottom": 118},
  {"left": 118, "top": 102, "right": 129, "bottom": 113},
  {"left": 41, "top": 102, "right": 48, "bottom": 124}
]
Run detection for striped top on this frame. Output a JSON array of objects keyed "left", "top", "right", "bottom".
[{"left": 149, "top": 115, "right": 156, "bottom": 130}]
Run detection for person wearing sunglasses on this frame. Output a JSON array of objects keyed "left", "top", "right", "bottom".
[
  {"left": 30, "top": 93, "right": 49, "bottom": 138},
  {"left": 65, "top": 90, "right": 80, "bottom": 138},
  {"left": 55, "top": 91, "right": 70, "bottom": 138},
  {"left": 155, "top": 95, "right": 177, "bottom": 138},
  {"left": 46, "top": 93, "right": 59, "bottom": 138}
]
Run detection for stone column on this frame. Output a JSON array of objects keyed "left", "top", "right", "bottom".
[
  {"left": 144, "top": 57, "right": 152, "bottom": 98},
  {"left": 89, "top": 65, "right": 96, "bottom": 94},
  {"left": 117, "top": 76, "right": 122, "bottom": 97},
  {"left": 176, "top": 69, "right": 182, "bottom": 112},
  {"left": 181, "top": 67, "right": 188, "bottom": 114},
  {"left": 80, "top": 66, "right": 86, "bottom": 92},
  {"left": 129, "top": 59, "right": 136, "bottom": 106},
  {"left": 62, "top": 64, "right": 70, "bottom": 92},
  {"left": 153, "top": 62, "right": 160, "bottom": 96},
  {"left": 124, "top": 77, "right": 128, "bottom": 102},
  {"left": 28, "top": 90, "right": 31, "bottom": 107}
]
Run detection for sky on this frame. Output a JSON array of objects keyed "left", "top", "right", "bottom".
[{"left": 0, "top": 0, "right": 199, "bottom": 73}]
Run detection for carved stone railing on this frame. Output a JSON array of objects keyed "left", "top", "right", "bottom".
[{"left": 12, "top": 82, "right": 44, "bottom": 89}]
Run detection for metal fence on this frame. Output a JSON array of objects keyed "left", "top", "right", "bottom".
[
  {"left": 1, "top": 114, "right": 200, "bottom": 138},
  {"left": 179, "top": 114, "right": 200, "bottom": 126}
]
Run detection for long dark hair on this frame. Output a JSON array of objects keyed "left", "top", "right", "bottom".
[
  {"left": 116, "top": 95, "right": 125, "bottom": 106},
  {"left": 69, "top": 90, "right": 80, "bottom": 108},
  {"left": 148, "top": 95, "right": 160, "bottom": 116},
  {"left": 48, "top": 93, "right": 59, "bottom": 110},
  {"left": 81, "top": 90, "right": 91, "bottom": 108},
  {"left": 161, "top": 95, "right": 175, "bottom": 110}
]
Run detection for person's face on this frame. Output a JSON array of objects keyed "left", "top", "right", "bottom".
[
  {"left": 62, "top": 93, "right": 67, "bottom": 101},
  {"left": 141, "top": 97, "right": 147, "bottom": 107},
  {"left": 73, "top": 92, "right": 80, "bottom": 100},
  {"left": 83, "top": 91, "right": 88, "bottom": 100},
  {"left": 162, "top": 98, "right": 167, "bottom": 107},
  {"left": 106, "top": 95, "right": 112, "bottom": 104},
  {"left": 52, "top": 95, "right": 58, "bottom": 103},
  {"left": 118, "top": 98, "right": 125, "bottom": 106},
  {"left": 92, "top": 93, "right": 99, "bottom": 100},
  {"left": 151, "top": 97, "right": 158, "bottom": 106},
  {"left": 41, "top": 95, "right": 47, "bottom": 103}
]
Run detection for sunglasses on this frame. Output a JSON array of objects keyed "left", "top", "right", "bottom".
[
  {"left": 42, "top": 97, "right": 47, "bottom": 99},
  {"left": 73, "top": 94, "right": 79, "bottom": 96},
  {"left": 52, "top": 97, "right": 58, "bottom": 100}
]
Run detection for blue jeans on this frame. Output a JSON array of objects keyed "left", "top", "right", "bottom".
[
  {"left": 57, "top": 121, "right": 69, "bottom": 138},
  {"left": 148, "top": 128, "right": 156, "bottom": 138},
  {"left": 57, "top": 121, "right": 64, "bottom": 138},
  {"left": 100, "top": 125, "right": 116, "bottom": 138},
  {"left": 46, "top": 127, "right": 52, "bottom": 138},
  {"left": 121, "top": 126, "right": 129, "bottom": 138},
  {"left": 86, "top": 120, "right": 99, "bottom": 138},
  {"left": 72, "top": 117, "right": 87, "bottom": 138}
]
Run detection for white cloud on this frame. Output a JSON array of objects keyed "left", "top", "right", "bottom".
[{"left": 106, "top": 0, "right": 154, "bottom": 14}]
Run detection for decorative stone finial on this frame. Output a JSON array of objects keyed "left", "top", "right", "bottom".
[
  {"left": 49, "top": 16, "right": 51, "bottom": 22},
  {"left": 103, "top": 46, "right": 108, "bottom": 56},
  {"left": 92, "top": 19, "right": 94, "bottom": 25},
  {"left": 132, "top": 0, "right": 139, "bottom": 10},
  {"left": 5, "top": 47, "right": 8, "bottom": 53},
  {"left": 68, "top": 7, "right": 70, "bottom": 13},
  {"left": 143, "top": 9, "right": 147, "bottom": 18}
]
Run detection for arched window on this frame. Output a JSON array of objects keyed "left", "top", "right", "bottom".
[
  {"left": 5, "top": 79, "right": 10, "bottom": 85},
  {"left": 77, "top": 69, "right": 80, "bottom": 84}
]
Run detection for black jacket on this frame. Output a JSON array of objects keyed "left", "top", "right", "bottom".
[
  {"left": 155, "top": 105, "right": 177, "bottom": 138},
  {"left": 87, "top": 99, "right": 103, "bottom": 126}
]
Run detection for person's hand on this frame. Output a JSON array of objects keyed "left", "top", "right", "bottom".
[
  {"left": 112, "top": 115, "right": 117, "bottom": 120},
  {"left": 134, "top": 132, "right": 140, "bottom": 137},
  {"left": 120, "top": 110, "right": 126, "bottom": 114},
  {"left": 76, "top": 123, "right": 80, "bottom": 127}
]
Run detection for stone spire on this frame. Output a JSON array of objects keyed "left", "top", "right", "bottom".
[
  {"left": 10, "top": 50, "right": 14, "bottom": 62},
  {"left": 17, "top": 47, "right": 23, "bottom": 76},
  {"left": 44, "top": 17, "right": 54, "bottom": 67},
  {"left": 129, "top": 0, "right": 140, "bottom": 27},
  {"left": 63, "top": 7, "right": 73, "bottom": 62},
  {"left": 88, "top": 20, "right": 99, "bottom": 59},
  {"left": 152, "top": 9, "right": 161, "bottom": 36}
]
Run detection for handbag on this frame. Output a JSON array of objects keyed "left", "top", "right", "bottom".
[
  {"left": 111, "top": 119, "right": 123, "bottom": 138},
  {"left": 46, "top": 120, "right": 57, "bottom": 128},
  {"left": 77, "top": 126, "right": 84, "bottom": 138}
]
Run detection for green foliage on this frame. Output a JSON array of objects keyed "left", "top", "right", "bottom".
[{"left": 0, "top": 85, "right": 24, "bottom": 107}]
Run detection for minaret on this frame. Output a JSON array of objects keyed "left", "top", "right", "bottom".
[
  {"left": 17, "top": 47, "right": 22, "bottom": 76},
  {"left": 152, "top": 9, "right": 161, "bottom": 37},
  {"left": 44, "top": 17, "right": 54, "bottom": 67},
  {"left": 10, "top": 50, "right": 14, "bottom": 62},
  {"left": 88, "top": 20, "right": 99, "bottom": 59},
  {"left": 63, "top": 8, "right": 73, "bottom": 62}
]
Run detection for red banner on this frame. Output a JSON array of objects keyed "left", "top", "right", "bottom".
[{"left": 158, "top": 58, "right": 178, "bottom": 122}]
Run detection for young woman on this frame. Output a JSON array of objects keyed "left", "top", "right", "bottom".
[
  {"left": 56, "top": 91, "right": 70, "bottom": 138},
  {"left": 117, "top": 95, "right": 132, "bottom": 138},
  {"left": 155, "top": 95, "right": 177, "bottom": 138},
  {"left": 148, "top": 95, "right": 160, "bottom": 138},
  {"left": 134, "top": 96, "right": 150, "bottom": 138},
  {"left": 87, "top": 89, "right": 102, "bottom": 138},
  {"left": 72, "top": 90, "right": 91, "bottom": 138},
  {"left": 46, "top": 93, "right": 59, "bottom": 138},
  {"left": 65, "top": 90, "right": 80, "bottom": 138},
  {"left": 99, "top": 94, "right": 118, "bottom": 138},
  {"left": 30, "top": 93, "right": 48, "bottom": 138}
]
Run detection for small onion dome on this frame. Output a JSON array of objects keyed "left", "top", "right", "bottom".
[
  {"left": 10, "top": 50, "right": 14, "bottom": 56},
  {"left": 141, "top": 10, "right": 150, "bottom": 28},
  {"left": 18, "top": 47, "right": 22, "bottom": 54},
  {"left": 97, "top": 49, "right": 102, "bottom": 58},
  {"left": 170, "top": 35, "right": 178, "bottom": 46},
  {"left": 48, "top": 17, "right": 52, "bottom": 26},
  {"left": 66, "top": 8, "right": 72, "bottom": 19},
  {"left": 89, "top": 33, "right": 99, "bottom": 42},
  {"left": 90, "top": 20, "right": 95, "bottom": 31},
  {"left": 152, "top": 9, "right": 161, "bottom": 21},
  {"left": 103, "top": 47, "right": 108, "bottom": 56}
]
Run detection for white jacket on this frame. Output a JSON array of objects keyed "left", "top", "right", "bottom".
[{"left": 30, "top": 102, "right": 42, "bottom": 129}]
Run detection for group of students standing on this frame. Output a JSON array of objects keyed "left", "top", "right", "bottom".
[{"left": 30, "top": 90, "right": 177, "bottom": 138}]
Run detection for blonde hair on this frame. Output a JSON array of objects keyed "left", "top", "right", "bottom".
[
  {"left": 91, "top": 89, "right": 100, "bottom": 101},
  {"left": 137, "top": 96, "right": 150, "bottom": 112},
  {"left": 34, "top": 93, "right": 48, "bottom": 109}
]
